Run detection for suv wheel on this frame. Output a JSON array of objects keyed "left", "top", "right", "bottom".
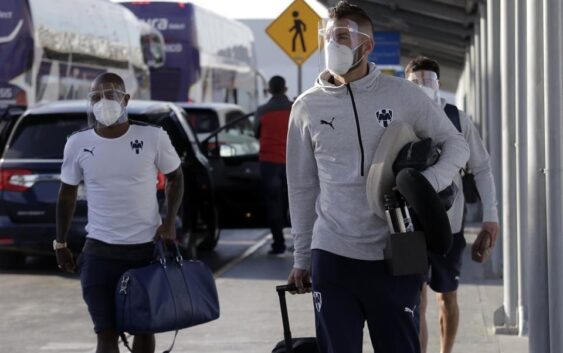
[{"left": 0, "top": 251, "right": 26, "bottom": 270}]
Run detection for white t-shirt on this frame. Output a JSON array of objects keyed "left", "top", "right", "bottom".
[{"left": 61, "top": 122, "right": 181, "bottom": 244}]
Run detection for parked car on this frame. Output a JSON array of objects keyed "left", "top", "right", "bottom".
[
  {"left": 0, "top": 105, "right": 26, "bottom": 147},
  {"left": 0, "top": 100, "right": 264, "bottom": 269},
  {"left": 176, "top": 102, "right": 259, "bottom": 157}
]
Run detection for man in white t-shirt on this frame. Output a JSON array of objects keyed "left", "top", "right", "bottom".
[{"left": 55, "top": 73, "right": 184, "bottom": 353}]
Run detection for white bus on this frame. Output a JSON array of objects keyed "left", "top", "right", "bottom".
[
  {"left": 119, "top": 1, "right": 265, "bottom": 112},
  {"left": 0, "top": 0, "right": 164, "bottom": 107}
]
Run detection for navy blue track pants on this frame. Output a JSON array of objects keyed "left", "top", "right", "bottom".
[
  {"left": 260, "top": 162, "right": 289, "bottom": 250},
  {"left": 311, "top": 249, "right": 422, "bottom": 353}
]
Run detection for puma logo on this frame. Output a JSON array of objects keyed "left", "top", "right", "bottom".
[
  {"left": 83, "top": 147, "right": 95, "bottom": 156},
  {"left": 320, "top": 117, "right": 335, "bottom": 130},
  {"left": 404, "top": 305, "right": 416, "bottom": 318}
]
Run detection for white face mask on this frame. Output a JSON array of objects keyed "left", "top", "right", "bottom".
[
  {"left": 419, "top": 85, "right": 441, "bottom": 105},
  {"left": 93, "top": 99, "right": 124, "bottom": 126},
  {"left": 325, "top": 41, "right": 364, "bottom": 76}
]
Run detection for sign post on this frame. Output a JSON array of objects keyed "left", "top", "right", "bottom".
[{"left": 266, "top": 0, "right": 321, "bottom": 95}]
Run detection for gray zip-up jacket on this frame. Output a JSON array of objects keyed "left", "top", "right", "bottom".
[
  {"left": 441, "top": 99, "right": 499, "bottom": 233},
  {"left": 287, "top": 63, "right": 470, "bottom": 270}
]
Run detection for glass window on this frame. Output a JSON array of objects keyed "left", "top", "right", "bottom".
[
  {"left": 183, "top": 108, "right": 220, "bottom": 133},
  {"left": 4, "top": 114, "right": 86, "bottom": 159},
  {"left": 212, "top": 113, "right": 259, "bottom": 158}
]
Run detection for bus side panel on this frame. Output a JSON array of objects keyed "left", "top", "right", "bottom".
[
  {"left": 0, "top": 0, "right": 34, "bottom": 105},
  {"left": 122, "top": 2, "right": 200, "bottom": 102}
]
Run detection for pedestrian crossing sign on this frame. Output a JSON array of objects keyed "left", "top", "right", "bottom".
[{"left": 266, "top": 0, "right": 322, "bottom": 66}]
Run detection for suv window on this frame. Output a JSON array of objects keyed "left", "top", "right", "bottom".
[
  {"left": 4, "top": 114, "right": 86, "bottom": 159},
  {"left": 183, "top": 109, "right": 220, "bottom": 133}
]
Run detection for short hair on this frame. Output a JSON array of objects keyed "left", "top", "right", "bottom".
[
  {"left": 405, "top": 56, "right": 441, "bottom": 79},
  {"left": 328, "top": 1, "right": 374, "bottom": 34},
  {"left": 268, "top": 76, "right": 286, "bottom": 95},
  {"left": 91, "top": 72, "right": 126, "bottom": 91}
]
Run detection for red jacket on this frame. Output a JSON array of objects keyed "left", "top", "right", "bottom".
[{"left": 254, "top": 95, "right": 293, "bottom": 164}]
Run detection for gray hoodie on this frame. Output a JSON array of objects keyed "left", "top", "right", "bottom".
[
  {"left": 287, "top": 63, "right": 470, "bottom": 270},
  {"left": 440, "top": 98, "right": 499, "bottom": 233}
]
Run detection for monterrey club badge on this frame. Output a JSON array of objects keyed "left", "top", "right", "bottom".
[{"left": 375, "top": 109, "right": 393, "bottom": 128}]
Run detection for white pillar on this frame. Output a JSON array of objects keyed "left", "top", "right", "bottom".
[
  {"left": 479, "top": 6, "right": 488, "bottom": 143},
  {"left": 526, "top": 0, "right": 549, "bottom": 351},
  {"left": 469, "top": 39, "right": 477, "bottom": 125},
  {"left": 543, "top": 0, "right": 563, "bottom": 351},
  {"left": 514, "top": 0, "right": 529, "bottom": 336},
  {"left": 500, "top": 0, "right": 518, "bottom": 328},
  {"left": 474, "top": 23, "right": 482, "bottom": 138},
  {"left": 486, "top": 0, "right": 503, "bottom": 277}
]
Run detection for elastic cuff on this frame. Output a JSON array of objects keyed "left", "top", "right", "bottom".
[
  {"left": 482, "top": 209, "right": 499, "bottom": 223},
  {"left": 293, "top": 253, "right": 311, "bottom": 270}
]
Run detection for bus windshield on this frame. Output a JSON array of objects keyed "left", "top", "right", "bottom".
[
  {"left": 120, "top": 1, "right": 262, "bottom": 111},
  {"left": 0, "top": 0, "right": 153, "bottom": 107}
]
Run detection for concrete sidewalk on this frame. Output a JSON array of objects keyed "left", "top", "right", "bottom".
[{"left": 153, "top": 227, "right": 529, "bottom": 353}]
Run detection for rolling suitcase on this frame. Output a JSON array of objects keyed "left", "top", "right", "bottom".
[{"left": 272, "top": 284, "right": 319, "bottom": 353}]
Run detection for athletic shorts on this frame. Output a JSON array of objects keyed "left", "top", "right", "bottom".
[
  {"left": 426, "top": 231, "right": 466, "bottom": 293},
  {"left": 78, "top": 239, "right": 154, "bottom": 333}
]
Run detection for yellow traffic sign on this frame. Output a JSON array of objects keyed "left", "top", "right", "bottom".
[{"left": 266, "top": 0, "right": 322, "bottom": 66}]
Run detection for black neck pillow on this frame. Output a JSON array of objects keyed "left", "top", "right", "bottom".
[{"left": 395, "top": 168, "right": 453, "bottom": 255}]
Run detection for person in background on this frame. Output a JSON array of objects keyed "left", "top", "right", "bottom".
[
  {"left": 55, "top": 73, "right": 184, "bottom": 353},
  {"left": 254, "top": 76, "right": 293, "bottom": 255},
  {"left": 286, "top": 2, "right": 469, "bottom": 352},
  {"left": 406, "top": 56, "right": 500, "bottom": 353}
]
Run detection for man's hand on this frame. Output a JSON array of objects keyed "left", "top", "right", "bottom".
[
  {"left": 481, "top": 221, "right": 500, "bottom": 248},
  {"left": 154, "top": 220, "right": 176, "bottom": 242},
  {"left": 55, "top": 248, "right": 76, "bottom": 273},
  {"left": 287, "top": 267, "right": 311, "bottom": 294}
]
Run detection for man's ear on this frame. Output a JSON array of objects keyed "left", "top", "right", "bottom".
[
  {"left": 363, "top": 38, "right": 374, "bottom": 57},
  {"left": 123, "top": 94, "right": 130, "bottom": 106}
]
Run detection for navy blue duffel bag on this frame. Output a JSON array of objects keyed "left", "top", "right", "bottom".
[{"left": 115, "top": 241, "right": 220, "bottom": 352}]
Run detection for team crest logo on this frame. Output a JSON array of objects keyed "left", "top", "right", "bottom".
[
  {"left": 313, "top": 291, "right": 322, "bottom": 312},
  {"left": 130, "top": 140, "right": 144, "bottom": 154},
  {"left": 375, "top": 109, "right": 393, "bottom": 128}
]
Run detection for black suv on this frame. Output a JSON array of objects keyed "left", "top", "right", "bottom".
[{"left": 0, "top": 100, "right": 264, "bottom": 268}]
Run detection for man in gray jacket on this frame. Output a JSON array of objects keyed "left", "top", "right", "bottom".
[
  {"left": 406, "top": 56, "right": 500, "bottom": 353},
  {"left": 286, "top": 2, "right": 469, "bottom": 352}
]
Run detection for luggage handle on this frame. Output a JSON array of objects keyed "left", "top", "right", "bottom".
[
  {"left": 275, "top": 283, "right": 312, "bottom": 353},
  {"left": 275, "top": 283, "right": 311, "bottom": 292}
]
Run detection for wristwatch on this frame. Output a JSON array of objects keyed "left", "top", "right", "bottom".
[{"left": 53, "top": 240, "right": 67, "bottom": 250}]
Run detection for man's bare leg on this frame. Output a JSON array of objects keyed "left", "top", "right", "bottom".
[
  {"left": 96, "top": 331, "right": 119, "bottom": 353},
  {"left": 436, "top": 291, "right": 459, "bottom": 353},
  {"left": 419, "top": 284, "right": 429, "bottom": 353},
  {"left": 133, "top": 334, "right": 155, "bottom": 353}
]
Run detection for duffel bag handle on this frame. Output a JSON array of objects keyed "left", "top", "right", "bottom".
[{"left": 154, "top": 240, "right": 184, "bottom": 266}]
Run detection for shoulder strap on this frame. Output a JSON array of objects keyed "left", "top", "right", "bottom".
[{"left": 444, "top": 104, "right": 462, "bottom": 133}]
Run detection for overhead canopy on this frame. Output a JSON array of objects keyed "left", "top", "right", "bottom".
[{"left": 318, "top": 0, "right": 479, "bottom": 68}]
